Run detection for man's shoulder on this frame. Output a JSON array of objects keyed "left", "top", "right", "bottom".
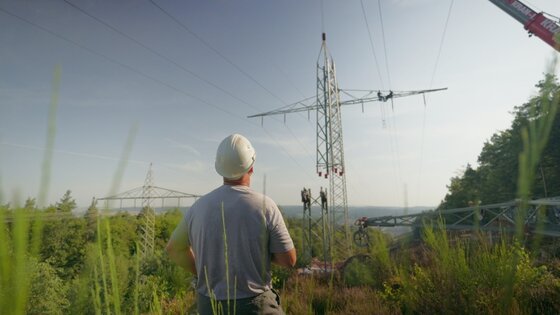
[
  {"left": 243, "top": 187, "right": 277, "bottom": 204},
  {"left": 192, "top": 185, "right": 279, "bottom": 212}
]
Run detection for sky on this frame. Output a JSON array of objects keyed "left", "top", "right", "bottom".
[{"left": 1, "top": 0, "right": 559, "bottom": 210}]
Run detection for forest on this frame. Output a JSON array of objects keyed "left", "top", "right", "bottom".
[
  {"left": 439, "top": 73, "right": 560, "bottom": 209},
  {"left": 0, "top": 73, "right": 559, "bottom": 314}
]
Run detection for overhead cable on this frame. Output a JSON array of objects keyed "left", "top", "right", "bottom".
[
  {"left": 359, "top": 0, "right": 385, "bottom": 89},
  {"left": 429, "top": 0, "right": 454, "bottom": 88},
  {"left": 418, "top": 0, "right": 454, "bottom": 204},
  {"left": 1, "top": 5, "right": 322, "bottom": 185},
  {"left": 61, "top": 0, "right": 257, "bottom": 111},
  {"left": 377, "top": 0, "right": 392, "bottom": 89},
  {"left": 148, "top": 0, "right": 288, "bottom": 106}
]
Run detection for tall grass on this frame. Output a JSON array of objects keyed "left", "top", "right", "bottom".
[
  {"left": 2, "top": 57, "right": 559, "bottom": 314},
  {"left": 0, "top": 64, "right": 152, "bottom": 314},
  {"left": 279, "top": 58, "right": 560, "bottom": 314},
  {"left": 0, "top": 65, "right": 60, "bottom": 314}
]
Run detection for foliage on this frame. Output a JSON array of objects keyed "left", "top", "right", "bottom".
[
  {"left": 41, "top": 217, "right": 87, "bottom": 279},
  {"left": 0, "top": 189, "right": 190, "bottom": 314},
  {"left": 343, "top": 230, "right": 393, "bottom": 289},
  {"left": 1, "top": 70, "right": 560, "bottom": 314},
  {"left": 85, "top": 198, "right": 98, "bottom": 242},
  {"left": 388, "top": 227, "right": 560, "bottom": 314},
  {"left": 439, "top": 74, "right": 560, "bottom": 208},
  {"left": 56, "top": 190, "right": 77, "bottom": 213},
  {"left": 26, "top": 258, "right": 69, "bottom": 315}
]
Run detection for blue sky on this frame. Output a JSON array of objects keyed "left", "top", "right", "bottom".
[{"left": 1, "top": 0, "right": 559, "bottom": 209}]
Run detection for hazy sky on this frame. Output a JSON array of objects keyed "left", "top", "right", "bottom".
[{"left": 1, "top": 0, "right": 559, "bottom": 209}]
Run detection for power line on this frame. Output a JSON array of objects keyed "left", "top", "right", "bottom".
[
  {"left": 2, "top": 4, "right": 315, "bottom": 177},
  {"left": 1, "top": 4, "right": 348, "bottom": 205},
  {"left": 375, "top": 0, "right": 404, "bottom": 204},
  {"left": 147, "top": 0, "right": 318, "bottom": 165},
  {"left": 418, "top": 0, "right": 454, "bottom": 203},
  {"left": 386, "top": 105, "right": 404, "bottom": 204},
  {"left": 377, "top": 0, "right": 392, "bottom": 89},
  {"left": 429, "top": 0, "right": 454, "bottom": 88},
  {"left": 67, "top": 0, "right": 312, "bottom": 155},
  {"left": 0, "top": 7, "right": 243, "bottom": 121},
  {"left": 61, "top": 0, "right": 257, "bottom": 112},
  {"left": 136, "top": 1, "right": 318, "bottom": 181},
  {"left": 359, "top": 0, "right": 385, "bottom": 89},
  {"left": 148, "top": 0, "right": 288, "bottom": 106},
  {"left": 261, "top": 127, "right": 318, "bottom": 182},
  {"left": 320, "top": 0, "right": 325, "bottom": 34}
]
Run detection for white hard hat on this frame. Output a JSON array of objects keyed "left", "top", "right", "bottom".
[{"left": 215, "top": 134, "right": 256, "bottom": 179}]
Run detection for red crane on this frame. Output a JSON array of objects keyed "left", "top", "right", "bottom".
[{"left": 489, "top": 0, "right": 560, "bottom": 52}]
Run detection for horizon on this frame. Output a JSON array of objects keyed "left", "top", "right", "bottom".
[{"left": 2, "top": 0, "right": 559, "bottom": 209}]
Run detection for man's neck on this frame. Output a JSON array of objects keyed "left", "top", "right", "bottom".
[{"left": 223, "top": 176, "right": 250, "bottom": 187}]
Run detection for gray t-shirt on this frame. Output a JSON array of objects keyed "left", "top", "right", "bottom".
[{"left": 171, "top": 184, "right": 294, "bottom": 300}]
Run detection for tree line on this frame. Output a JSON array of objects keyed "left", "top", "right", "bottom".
[{"left": 439, "top": 74, "right": 560, "bottom": 209}]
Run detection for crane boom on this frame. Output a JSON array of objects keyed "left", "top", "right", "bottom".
[{"left": 489, "top": 0, "right": 560, "bottom": 52}]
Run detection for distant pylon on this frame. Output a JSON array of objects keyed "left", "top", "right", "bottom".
[
  {"left": 97, "top": 164, "right": 201, "bottom": 259},
  {"left": 139, "top": 163, "right": 156, "bottom": 258}
]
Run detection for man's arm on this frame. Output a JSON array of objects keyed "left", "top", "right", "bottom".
[
  {"left": 271, "top": 248, "right": 297, "bottom": 268},
  {"left": 166, "top": 217, "right": 197, "bottom": 275},
  {"left": 166, "top": 241, "right": 197, "bottom": 274}
]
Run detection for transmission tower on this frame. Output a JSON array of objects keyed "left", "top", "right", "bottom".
[
  {"left": 98, "top": 163, "right": 200, "bottom": 259},
  {"left": 316, "top": 33, "right": 351, "bottom": 259},
  {"left": 139, "top": 163, "right": 156, "bottom": 258},
  {"left": 248, "top": 33, "right": 447, "bottom": 263}
]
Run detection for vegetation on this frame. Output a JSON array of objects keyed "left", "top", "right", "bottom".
[
  {"left": 439, "top": 73, "right": 560, "bottom": 209},
  {"left": 1, "top": 65, "right": 559, "bottom": 314}
]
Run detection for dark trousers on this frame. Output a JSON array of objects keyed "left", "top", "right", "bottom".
[{"left": 196, "top": 289, "right": 284, "bottom": 315}]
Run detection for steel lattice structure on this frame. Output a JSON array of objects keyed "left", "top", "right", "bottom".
[
  {"left": 315, "top": 34, "right": 351, "bottom": 259},
  {"left": 98, "top": 164, "right": 200, "bottom": 258},
  {"left": 139, "top": 164, "right": 156, "bottom": 257},
  {"left": 300, "top": 191, "right": 332, "bottom": 266},
  {"left": 353, "top": 197, "right": 560, "bottom": 247},
  {"left": 249, "top": 33, "right": 447, "bottom": 264}
]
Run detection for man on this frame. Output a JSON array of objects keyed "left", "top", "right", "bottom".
[
  {"left": 166, "top": 133, "right": 296, "bottom": 315},
  {"left": 320, "top": 187, "right": 327, "bottom": 210}
]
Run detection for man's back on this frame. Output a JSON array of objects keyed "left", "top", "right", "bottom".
[
  {"left": 186, "top": 185, "right": 293, "bottom": 300},
  {"left": 167, "top": 133, "right": 295, "bottom": 315}
]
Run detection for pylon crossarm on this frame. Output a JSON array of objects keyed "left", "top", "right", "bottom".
[
  {"left": 247, "top": 96, "right": 317, "bottom": 118},
  {"left": 247, "top": 88, "right": 448, "bottom": 119},
  {"left": 98, "top": 186, "right": 200, "bottom": 201},
  {"left": 339, "top": 87, "right": 448, "bottom": 105},
  {"left": 99, "top": 186, "right": 145, "bottom": 200},
  {"left": 151, "top": 186, "right": 201, "bottom": 198}
]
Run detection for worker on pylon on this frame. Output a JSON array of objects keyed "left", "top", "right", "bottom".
[
  {"left": 386, "top": 90, "right": 393, "bottom": 101},
  {"left": 320, "top": 187, "right": 327, "bottom": 210}
]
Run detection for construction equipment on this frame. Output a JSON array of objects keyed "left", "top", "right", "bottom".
[{"left": 489, "top": 0, "right": 560, "bottom": 52}]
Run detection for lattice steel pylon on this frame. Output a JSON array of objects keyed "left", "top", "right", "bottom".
[
  {"left": 248, "top": 33, "right": 447, "bottom": 263},
  {"left": 139, "top": 163, "right": 157, "bottom": 258},
  {"left": 316, "top": 33, "right": 351, "bottom": 259},
  {"left": 97, "top": 163, "right": 201, "bottom": 259}
]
